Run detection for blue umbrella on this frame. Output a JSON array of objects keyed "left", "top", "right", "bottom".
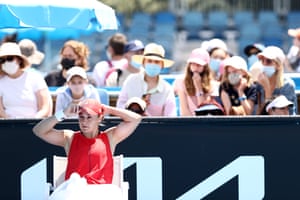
[
  {"left": 0, "top": 0, "right": 119, "bottom": 31},
  {"left": 0, "top": 0, "right": 120, "bottom": 73}
]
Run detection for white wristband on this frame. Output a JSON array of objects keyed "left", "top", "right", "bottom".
[{"left": 54, "top": 110, "right": 65, "bottom": 122}]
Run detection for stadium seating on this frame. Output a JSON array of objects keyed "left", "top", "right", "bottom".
[
  {"left": 286, "top": 11, "right": 300, "bottom": 29},
  {"left": 182, "top": 11, "right": 204, "bottom": 40},
  {"left": 207, "top": 11, "right": 229, "bottom": 38},
  {"left": 233, "top": 11, "right": 255, "bottom": 30}
]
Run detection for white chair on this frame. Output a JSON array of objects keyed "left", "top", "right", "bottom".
[{"left": 52, "top": 155, "right": 128, "bottom": 200}]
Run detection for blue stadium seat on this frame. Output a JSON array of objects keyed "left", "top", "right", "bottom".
[
  {"left": 257, "top": 11, "right": 279, "bottom": 27},
  {"left": 182, "top": 11, "right": 204, "bottom": 40},
  {"left": 207, "top": 11, "right": 229, "bottom": 38},
  {"left": 238, "top": 37, "right": 259, "bottom": 59},
  {"left": 175, "top": 95, "right": 180, "bottom": 116},
  {"left": 127, "top": 12, "right": 152, "bottom": 44},
  {"left": 97, "top": 88, "right": 109, "bottom": 105},
  {"left": 130, "top": 12, "right": 152, "bottom": 30},
  {"left": 261, "top": 25, "right": 284, "bottom": 47},
  {"left": 116, "top": 13, "right": 125, "bottom": 30},
  {"left": 153, "top": 11, "right": 176, "bottom": 26},
  {"left": 287, "top": 11, "right": 300, "bottom": 29},
  {"left": 239, "top": 22, "right": 261, "bottom": 41},
  {"left": 233, "top": 11, "right": 255, "bottom": 30}
]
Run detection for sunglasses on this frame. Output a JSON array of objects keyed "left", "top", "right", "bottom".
[{"left": 0, "top": 56, "right": 16, "bottom": 64}]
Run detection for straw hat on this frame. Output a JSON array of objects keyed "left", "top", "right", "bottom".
[
  {"left": 19, "top": 39, "right": 45, "bottom": 65},
  {"left": 131, "top": 43, "right": 174, "bottom": 68},
  {"left": 0, "top": 42, "right": 29, "bottom": 67}
]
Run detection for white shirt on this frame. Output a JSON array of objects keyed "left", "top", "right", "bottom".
[
  {"left": 0, "top": 70, "right": 48, "bottom": 118},
  {"left": 117, "top": 72, "right": 177, "bottom": 116},
  {"left": 92, "top": 58, "right": 128, "bottom": 87}
]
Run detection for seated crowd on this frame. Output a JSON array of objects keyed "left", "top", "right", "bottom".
[{"left": 0, "top": 28, "right": 300, "bottom": 118}]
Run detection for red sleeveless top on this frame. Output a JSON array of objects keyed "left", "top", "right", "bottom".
[{"left": 65, "top": 132, "right": 113, "bottom": 184}]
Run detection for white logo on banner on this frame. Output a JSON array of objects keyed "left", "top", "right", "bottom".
[
  {"left": 124, "top": 156, "right": 265, "bottom": 200},
  {"left": 124, "top": 157, "right": 163, "bottom": 200}
]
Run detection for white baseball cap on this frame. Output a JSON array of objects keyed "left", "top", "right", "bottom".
[
  {"left": 258, "top": 46, "right": 286, "bottom": 64},
  {"left": 125, "top": 97, "right": 146, "bottom": 111},
  {"left": 66, "top": 66, "right": 87, "bottom": 82},
  {"left": 266, "top": 95, "right": 293, "bottom": 112},
  {"left": 223, "top": 56, "right": 248, "bottom": 73}
]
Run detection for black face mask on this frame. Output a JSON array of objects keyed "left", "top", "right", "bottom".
[{"left": 61, "top": 58, "right": 75, "bottom": 70}]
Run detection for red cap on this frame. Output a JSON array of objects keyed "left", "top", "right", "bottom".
[{"left": 79, "top": 99, "right": 104, "bottom": 115}]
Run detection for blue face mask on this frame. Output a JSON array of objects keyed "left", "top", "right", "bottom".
[
  {"left": 247, "top": 55, "right": 258, "bottom": 69},
  {"left": 262, "top": 65, "right": 276, "bottom": 77},
  {"left": 209, "top": 59, "right": 221, "bottom": 73},
  {"left": 130, "top": 60, "right": 141, "bottom": 69},
  {"left": 144, "top": 63, "right": 161, "bottom": 77}
]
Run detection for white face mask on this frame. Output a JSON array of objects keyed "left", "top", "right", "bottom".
[
  {"left": 69, "top": 84, "right": 85, "bottom": 96},
  {"left": 228, "top": 72, "right": 241, "bottom": 85},
  {"left": 2, "top": 61, "right": 19, "bottom": 75}
]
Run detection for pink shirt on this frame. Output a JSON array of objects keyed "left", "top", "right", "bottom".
[
  {"left": 173, "top": 77, "right": 220, "bottom": 116},
  {"left": 117, "top": 72, "right": 177, "bottom": 116},
  {"left": 173, "top": 78, "right": 198, "bottom": 115}
]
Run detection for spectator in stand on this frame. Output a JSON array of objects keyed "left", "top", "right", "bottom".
[
  {"left": 55, "top": 66, "right": 100, "bottom": 114},
  {"left": 220, "top": 56, "right": 257, "bottom": 115},
  {"left": 125, "top": 97, "right": 147, "bottom": 116},
  {"left": 262, "top": 95, "right": 294, "bottom": 115},
  {"left": 287, "top": 28, "right": 300, "bottom": 72},
  {"left": 19, "top": 39, "right": 53, "bottom": 116},
  {"left": 0, "top": 42, "right": 52, "bottom": 118},
  {"left": 1, "top": 33, "right": 17, "bottom": 44},
  {"left": 92, "top": 33, "right": 127, "bottom": 87},
  {"left": 256, "top": 46, "right": 297, "bottom": 115},
  {"left": 19, "top": 39, "right": 44, "bottom": 66},
  {"left": 243, "top": 43, "right": 265, "bottom": 69},
  {"left": 18, "top": 38, "right": 45, "bottom": 76},
  {"left": 44, "top": 40, "right": 91, "bottom": 87},
  {"left": 243, "top": 43, "right": 266, "bottom": 114},
  {"left": 173, "top": 48, "right": 220, "bottom": 116},
  {"left": 105, "top": 39, "right": 144, "bottom": 87},
  {"left": 117, "top": 43, "right": 177, "bottom": 116},
  {"left": 0, "top": 33, "right": 18, "bottom": 78},
  {"left": 203, "top": 38, "right": 231, "bottom": 81}
]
